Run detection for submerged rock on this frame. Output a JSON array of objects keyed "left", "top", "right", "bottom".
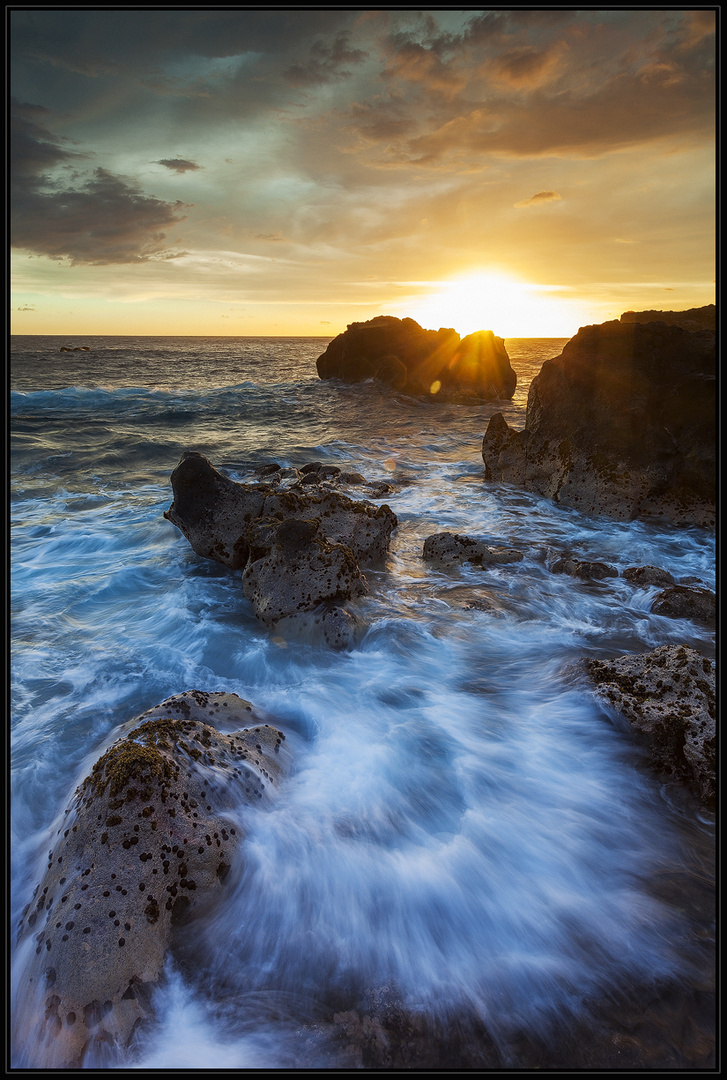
[
  {"left": 482, "top": 318, "right": 715, "bottom": 528},
  {"left": 584, "top": 645, "right": 715, "bottom": 803},
  {"left": 623, "top": 565, "right": 676, "bottom": 588},
  {"left": 422, "top": 531, "right": 524, "bottom": 569},
  {"left": 316, "top": 316, "right": 517, "bottom": 401},
  {"left": 13, "top": 690, "right": 289, "bottom": 1068},
  {"left": 551, "top": 557, "right": 618, "bottom": 580},
  {"left": 650, "top": 585, "right": 716, "bottom": 624}
]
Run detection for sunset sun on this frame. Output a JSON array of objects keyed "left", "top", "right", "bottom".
[{"left": 406, "top": 272, "right": 583, "bottom": 339}]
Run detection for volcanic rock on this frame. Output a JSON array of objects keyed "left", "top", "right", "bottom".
[
  {"left": 13, "top": 690, "right": 289, "bottom": 1068},
  {"left": 650, "top": 585, "right": 716, "bottom": 623},
  {"left": 241, "top": 516, "right": 368, "bottom": 629},
  {"left": 623, "top": 565, "right": 676, "bottom": 587},
  {"left": 165, "top": 452, "right": 397, "bottom": 571},
  {"left": 422, "top": 532, "right": 524, "bottom": 568},
  {"left": 482, "top": 319, "right": 715, "bottom": 528},
  {"left": 316, "top": 316, "right": 517, "bottom": 401},
  {"left": 584, "top": 645, "right": 715, "bottom": 803},
  {"left": 551, "top": 557, "right": 618, "bottom": 580}
]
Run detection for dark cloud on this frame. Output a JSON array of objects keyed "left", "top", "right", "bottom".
[
  {"left": 514, "top": 190, "right": 562, "bottom": 208},
  {"left": 11, "top": 101, "right": 189, "bottom": 264},
  {"left": 155, "top": 158, "right": 201, "bottom": 173},
  {"left": 285, "top": 32, "right": 367, "bottom": 86}
]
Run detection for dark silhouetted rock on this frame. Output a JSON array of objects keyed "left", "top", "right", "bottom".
[
  {"left": 316, "top": 316, "right": 516, "bottom": 401},
  {"left": 422, "top": 531, "right": 524, "bottom": 569},
  {"left": 651, "top": 585, "right": 716, "bottom": 623},
  {"left": 620, "top": 304, "right": 715, "bottom": 332},
  {"left": 13, "top": 690, "right": 289, "bottom": 1068},
  {"left": 585, "top": 645, "right": 715, "bottom": 803},
  {"left": 482, "top": 319, "right": 715, "bottom": 527}
]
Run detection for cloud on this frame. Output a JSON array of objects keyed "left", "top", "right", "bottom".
[
  {"left": 11, "top": 100, "right": 190, "bottom": 264},
  {"left": 285, "top": 31, "right": 367, "bottom": 86},
  {"left": 155, "top": 158, "right": 201, "bottom": 173},
  {"left": 514, "top": 190, "right": 562, "bottom": 208}
]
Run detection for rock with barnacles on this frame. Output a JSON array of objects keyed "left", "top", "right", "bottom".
[
  {"left": 13, "top": 690, "right": 289, "bottom": 1068},
  {"left": 583, "top": 645, "right": 715, "bottom": 803}
]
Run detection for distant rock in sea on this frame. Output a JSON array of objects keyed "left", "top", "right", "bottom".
[
  {"left": 620, "top": 304, "right": 715, "bottom": 332},
  {"left": 316, "top": 315, "right": 517, "bottom": 401},
  {"left": 482, "top": 317, "right": 715, "bottom": 528}
]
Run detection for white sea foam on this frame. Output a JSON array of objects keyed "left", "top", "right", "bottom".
[{"left": 10, "top": 336, "right": 715, "bottom": 1067}]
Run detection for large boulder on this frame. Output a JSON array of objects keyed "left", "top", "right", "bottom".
[
  {"left": 482, "top": 319, "right": 715, "bottom": 527},
  {"left": 13, "top": 690, "right": 289, "bottom": 1068},
  {"left": 165, "top": 452, "right": 396, "bottom": 644},
  {"left": 165, "top": 452, "right": 397, "bottom": 571},
  {"left": 241, "top": 516, "right": 368, "bottom": 642},
  {"left": 316, "top": 316, "right": 516, "bottom": 401},
  {"left": 584, "top": 645, "right": 715, "bottom": 803}
]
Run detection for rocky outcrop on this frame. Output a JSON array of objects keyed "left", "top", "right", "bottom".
[
  {"left": 316, "top": 316, "right": 517, "bottom": 401},
  {"left": 584, "top": 645, "right": 715, "bottom": 803},
  {"left": 482, "top": 319, "right": 715, "bottom": 528},
  {"left": 651, "top": 585, "right": 716, "bottom": 623},
  {"left": 620, "top": 305, "right": 715, "bottom": 332},
  {"left": 422, "top": 532, "right": 524, "bottom": 569},
  {"left": 165, "top": 452, "right": 397, "bottom": 644},
  {"left": 13, "top": 690, "right": 289, "bottom": 1068}
]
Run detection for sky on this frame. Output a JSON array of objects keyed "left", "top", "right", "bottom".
[{"left": 10, "top": 7, "right": 716, "bottom": 338}]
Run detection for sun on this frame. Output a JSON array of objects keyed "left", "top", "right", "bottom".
[{"left": 405, "top": 271, "right": 583, "bottom": 338}]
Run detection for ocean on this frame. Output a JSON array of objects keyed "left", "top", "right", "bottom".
[{"left": 10, "top": 335, "right": 716, "bottom": 1068}]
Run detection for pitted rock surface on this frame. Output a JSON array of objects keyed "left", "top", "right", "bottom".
[
  {"left": 14, "top": 690, "right": 289, "bottom": 1067},
  {"left": 650, "top": 585, "right": 716, "bottom": 624},
  {"left": 165, "top": 452, "right": 397, "bottom": 570},
  {"left": 584, "top": 645, "right": 715, "bottom": 803},
  {"left": 623, "top": 565, "right": 676, "bottom": 588},
  {"left": 242, "top": 516, "right": 368, "bottom": 627},
  {"left": 551, "top": 557, "right": 618, "bottom": 580},
  {"left": 422, "top": 532, "right": 524, "bottom": 569}
]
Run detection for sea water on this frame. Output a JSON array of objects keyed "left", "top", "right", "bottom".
[{"left": 10, "top": 336, "right": 716, "bottom": 1068}]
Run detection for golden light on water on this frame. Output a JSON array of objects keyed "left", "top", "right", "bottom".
[{"left": 406, "top": 271, "right": 588, "bottom": 339}]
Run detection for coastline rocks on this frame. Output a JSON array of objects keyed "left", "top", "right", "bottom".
[
  {"left": 584, "top": 645, "right": 715, "bottom": 803},
  {"left": 650, "top": 585, "right": 716, "bottom": 624},
  {"left": 165, "top": 452, "right": 397, "bottom": 644},
  {"left": 13, "top": 690, "right": 289, "bottom": 1068},
  {"left": 241, "top": 517, "right": 368, "bottom": 630},
  {"left": 422, "top": 532, "right": 524, "bottom": 568},
  {"left": 482, "top": 318, "right": 715, "bottom": 527},
  {"left": 316, "top": 316, "right": 517, "bottom": 401},
  {"left": 551, "top": 557, "right": 618, "bottom": 580},
  {"left": 620, "top": 304, "right": 715, "bottom": 332},
  {"left": 623, "top": 565, "right": 676, "bottom": 588}
]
